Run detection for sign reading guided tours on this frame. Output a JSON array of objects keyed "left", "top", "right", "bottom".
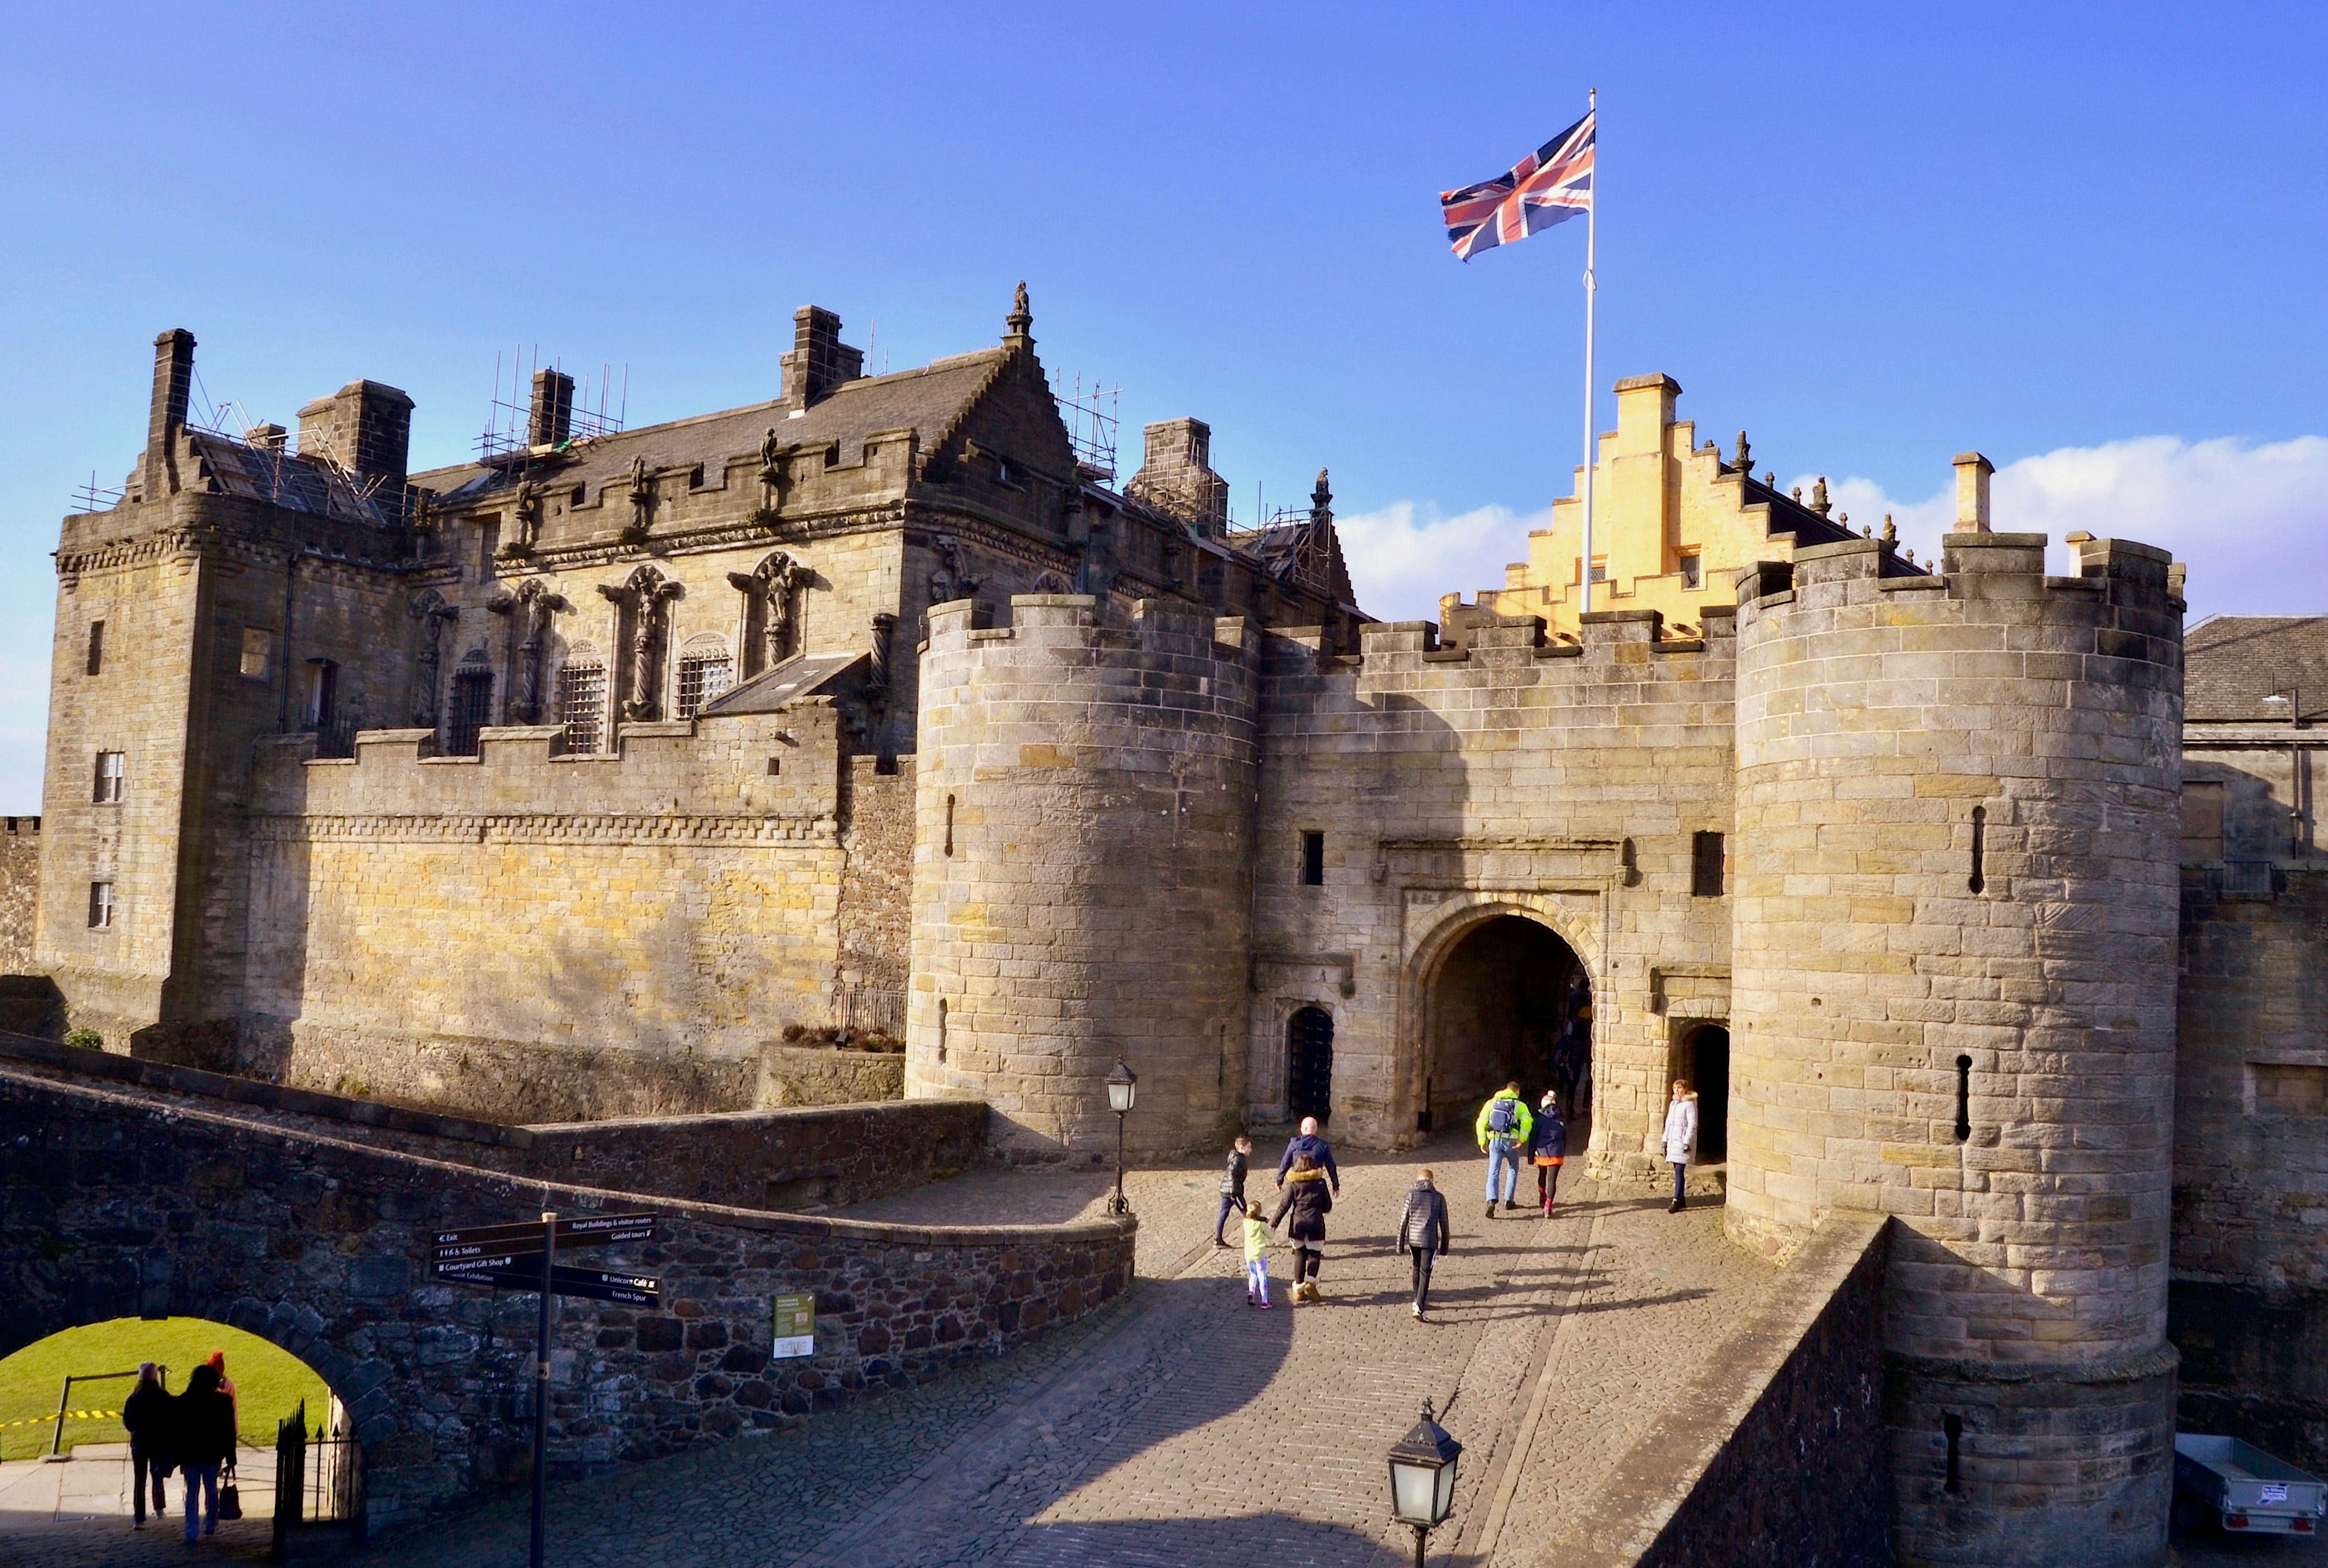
[{"left": 773, "top": 1292, "right": 816, "bottom": 1358}]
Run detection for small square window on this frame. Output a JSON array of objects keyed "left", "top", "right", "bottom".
[
  {"left": 1300, "top": 831, "right": 1325, "bottom": 887},
  {"left": 88, "top": 880, "right": 115, "bottom": 929},
  {"left": 239, "top": 627, "right": 272, "bottom": 679},
  {"left": 93, "top": 751, "right": 125, "bottom": 804},
  {"left": 1679, "top": 553, "right": 1702, "bottom": 590},
  {"left": 85, "top": 620, "right": 105, "bottom": 676}
]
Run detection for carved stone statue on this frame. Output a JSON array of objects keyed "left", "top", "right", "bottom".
[
  {"left": 599, "top": 565, "right": 680, "bottom": 720},
  {"left": 1810, "top": 476, "right": 1831, "bottom": 517},
  {"left": 625, "top": 456, "right": 653, "bottom": 540},
  {"left": 407, "top": 590, "right": 457, "bottom": 727},
  {"left": 759, "top": 426, "right": 783, "bottom": 504},
  {"left": 510, "top": 478, "right": 542, "bottom": 552},
  {"left": 1881, "top": 513, "right": 1898, "bottom": 545},
  {"left": 1733, "top": 430, "right": 1752, "bottom": 474},
  {"left": 726, "top": 550, "right": 802, "bottom": 674},
  {"left": 491, "top": 578, "right": 569, "bottom": 723},
  {"left": 1005, "top": 280, "right": 1032, "bottom": 339},
  {"left": 927, "top": 539, "right": 982, "bottom": 608}
]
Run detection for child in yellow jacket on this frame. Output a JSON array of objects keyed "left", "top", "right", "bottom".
[{"left": 1242, "top": 1202, "right": 1275, "bottom": 1308}]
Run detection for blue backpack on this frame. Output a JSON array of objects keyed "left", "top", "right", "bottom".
[{"left": 1488, "top": 1096, "right": 1520, "bottom": 1135}]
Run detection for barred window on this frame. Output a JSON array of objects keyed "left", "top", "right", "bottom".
[
  {"left": 447, "top": 669, "right": 493, "bottom": 756},
  {"left": 560, "top": 663, "right": 607, "bottom": 754},
  {"left": 1692, "top": 831, "right": 1726, "bottom": 897},
  {"left": 676, "top": 652, "right": 733, "bottom": 718}
]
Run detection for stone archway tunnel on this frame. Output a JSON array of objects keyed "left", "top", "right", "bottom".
[{"left": 0, "top": 1048, "right": 1131, "bottom": 1535}]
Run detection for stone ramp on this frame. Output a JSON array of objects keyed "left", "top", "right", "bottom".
[{"left": 345, "top": 1136, "right": 1809, "bottom": 1566}]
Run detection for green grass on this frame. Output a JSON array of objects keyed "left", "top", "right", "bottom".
[{"left": 0, "top": 1318, "right": 332, "bottom": 1461}]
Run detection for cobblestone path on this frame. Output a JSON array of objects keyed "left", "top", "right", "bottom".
[{"left": 317, "top": 1132, "right": 1772, "bottom": 1568}]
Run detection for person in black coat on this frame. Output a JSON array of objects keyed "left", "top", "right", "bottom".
[
  {"left": 170, "top": 1362, "right": 235, "bottom": 1543},
  {"left": 1214, "top": 1135, "right": 1253, "bottom": 1247},
  {"left": 1270, "top": 1153, "right": 1335, "bottom": 1302},
  {"left": 121, "top": 1363, "right": 171, "bottom": 1527},
  {"left": 1395, "top": 1169, "right": 1453, "bottom": 1320}
]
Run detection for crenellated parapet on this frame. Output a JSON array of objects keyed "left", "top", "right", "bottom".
[
  {"left": 1728, "top": 529, "right": 2184, "bottom": 1566},
  {"left": 908, "top": 594, "right": 1261, "bottom": 1157}
]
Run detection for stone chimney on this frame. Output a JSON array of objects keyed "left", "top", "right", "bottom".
[
  {"left": 144, "top": 328, "right": 195, "bottom": 497},
  {"left": 529, "top": 368, "right": 575, "bottom": 448},
  {"left": 779, "top": 306, "right": 865, "bottom": 416},
  {"left": 1953, "top": 451, "right": 1994, "bottom": 533},
  {"left": 1124, "top": 417, "right": 1231, "bottom": 538},
  {"left": 1613, "top": 373, "right": 1681, "bottom": 458},
  {"left": 296, "top": 379, "right": 415, "bottom": 495}
]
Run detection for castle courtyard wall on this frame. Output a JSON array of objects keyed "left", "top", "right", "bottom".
[
  {"left": 1248, "top": 607, "right": 1735, "bottom": 1166},
  {"left": 238, "top": 704, "right": 899, "bottom": 1121}
]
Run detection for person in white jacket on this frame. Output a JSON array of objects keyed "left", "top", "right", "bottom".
[{"left": 1663, "top": 1079, "right": 1698, "bottom": 1213}]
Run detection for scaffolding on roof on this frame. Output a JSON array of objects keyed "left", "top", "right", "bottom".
[
  {"left": 477, "top": 346, "right": 627, "bottom": 466},
  {"left": 1049, "top": 371, "right": 1121, "bottom": 481}
]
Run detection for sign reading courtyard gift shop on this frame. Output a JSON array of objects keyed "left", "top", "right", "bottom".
[{"left": 774, "top": 1293, "right": 815, "bottom": 1358}]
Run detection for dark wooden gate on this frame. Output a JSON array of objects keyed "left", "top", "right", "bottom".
[{"left": 1286, "top": 1006, "right": 1334, "bottom": 1125}]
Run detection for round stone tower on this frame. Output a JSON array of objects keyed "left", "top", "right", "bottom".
[
  {"left": 1727, "top": 530, "right": 2184, "bottom": 1566},
  {"left": 906, "top": 593, "right": 1259, "bottom": 1159}
]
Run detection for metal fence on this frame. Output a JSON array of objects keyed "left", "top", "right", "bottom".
[
  {"left": 841, "top": 984, "right": 906, "bottom": 1038},
  {"left": 272, "top": 1398, "right": 365, "bottom": 1559}
]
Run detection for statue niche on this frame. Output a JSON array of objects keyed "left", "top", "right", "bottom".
[
  {"left": 488, "top": 577, "right": 571, "bottom": 725},
  {"left": 597, "top": 564, "right": 682, "bottom": 721},
  {"left": 407, "top": 589, "right": 459, "bottom": 728},
  {"left": 727, "top": 550, "right": 803, "bottom": 677}
]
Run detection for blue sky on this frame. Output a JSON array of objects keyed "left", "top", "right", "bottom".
[{"left": 3, "top": 2, "right": 2324, "bottom": 811}]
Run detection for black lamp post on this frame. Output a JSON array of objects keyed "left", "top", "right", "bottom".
[
  {"left": 1105, "top": 1059, "right": 1137, "bottom": 1216},
  {"left": 1387, "top": 1398, "right": 1462, "bottom": 1568}
]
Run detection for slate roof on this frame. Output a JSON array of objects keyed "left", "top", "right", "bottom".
[
  {"left": 409, "top": 349, "right": 1012, "bottom": 506},
  {"left": 188, "top": 431, "right": 391, "bottom": 525},
  {"left": 699, "top": 652, "right": 869, "bottom": 716},
  {"left": 2186, "top": 615, "right": 2328, "bottom": 723}
]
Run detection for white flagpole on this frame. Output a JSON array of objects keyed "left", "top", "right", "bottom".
[{"left": 1579, "top": 87, "right": 1598, "bottom": 615}]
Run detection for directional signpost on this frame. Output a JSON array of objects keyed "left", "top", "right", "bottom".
[{"left": 431, "top": 1212, "right": 660, "bottom": 1568}]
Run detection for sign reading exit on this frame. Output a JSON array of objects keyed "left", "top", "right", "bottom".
[{"left": 774, "top": 1292, "right": 815, "bottom": 1358}]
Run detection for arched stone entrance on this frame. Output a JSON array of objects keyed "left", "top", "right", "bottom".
[
  {"left": 1285, "top": 1006, "right": 1335, "bottom": 1124},
  {"left": 1417, "top": 911, "right": 1590, "bottom": 1133}
]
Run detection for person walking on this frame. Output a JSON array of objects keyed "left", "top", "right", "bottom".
[
  {"left": 1664, "top": 1078, "right": 1699, "bottom": 1212},
  {"left": 1271, "top": 1152, "right": 1334, "bottom": 1302},
  {"left": 1395, "top": 1167, "right": 1452, "bottom": 1320},
  {"left": 170, "top": 1362, "right": 235, "bottom": 1543},
  {"left": 122, "top": 1363, "right": 171, "bottom": 1528},
  {"left": 1476, "top": 1081, "right": 1533, "bottom": 1219},
  {"left": 1241, "top": 1190, "right": 1276, "bottom": 1307},
  {"left": 1531, "top": 1090, "right": 1570, "bottom": 1214},
  {"left": 1214, "top": 1135, "right": 1253, "bottom": 1247},
  {"left": 1275, "top": 1116, "right": 1341, "bottom": 1196}
]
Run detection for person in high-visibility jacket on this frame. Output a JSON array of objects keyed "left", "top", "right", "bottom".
[{"left": 1475, "top": 1082, "right": 1534, "bottom": 1219}]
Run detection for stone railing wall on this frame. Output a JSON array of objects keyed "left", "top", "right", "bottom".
[
  {"left": 1560, "top": 1215, "right": 1893, "bottom": 1568},
  {"left": 0, "top": 1066, "right": 1125, "bottom": 1534}
]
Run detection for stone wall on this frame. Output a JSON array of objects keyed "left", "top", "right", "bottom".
[
  {"left": 2169, "top": 865, "right": 2328, "bottom": 1471},
  {"left": 235, "top": 703, "right": 864, "bottom": 1119},
  {"left": 908, "top": 595, "right": 1261, "bottom": 1158},
  {"left": 1728, "top": 533, "right": 2183, "bottom": 1567},
  {"left": 0, "top": 1065, "right": 1130, "bottom": 1534},
  {"left": 838, "top": 753, "right": 916, "bottom": 999},
  {"left": 1247, "top": 606, "right": 1736, "bottom": 1163},
  {"left": 1559, "top": 1215, "right": 1892, "bottom": 1568},
  {"left": 0, "top": 817, "right": 39, "bottom": 973},
  {"left": 761, "top": 1043, "right": 905, "bottom": 1109}
]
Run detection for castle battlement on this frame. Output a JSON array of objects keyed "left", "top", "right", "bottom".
[{"left": 250, "top": 704, "right": 843, "bottom": 827}]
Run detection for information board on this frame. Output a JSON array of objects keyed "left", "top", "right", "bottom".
[{"left": 773, "top": 1292, "right": 816, "bottom": 1358}]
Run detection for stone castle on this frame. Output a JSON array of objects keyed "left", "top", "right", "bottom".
[{"left": 20, "top": 292, "right": 2328, "bottom": 1565}]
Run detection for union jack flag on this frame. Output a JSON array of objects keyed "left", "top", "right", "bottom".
[{"left": 1440, "top": 111, "right": 1595, "bottom": 262}]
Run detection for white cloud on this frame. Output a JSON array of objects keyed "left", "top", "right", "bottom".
[
  {"left": 1336, "top": 500, "right": 1550, "bottom": 623},
  {"left": 1337, "top": 434, "right": 2328, "bottom": 627},
  {"left": 1804, "top": 434, "right": 2328, "bottom": 617}
]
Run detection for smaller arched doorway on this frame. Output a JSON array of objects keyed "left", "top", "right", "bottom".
[
  {"left": 1679, "top": 1024, "right": 1730, "bottom": 1161},
  {"left": 1287, "top": 1006, "right": 1334, "bottom": 1124}
]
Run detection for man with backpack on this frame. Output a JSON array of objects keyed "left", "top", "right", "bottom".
[{"left": 1475, "top": 1081, "right": 1534, "bottom": 1219}]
